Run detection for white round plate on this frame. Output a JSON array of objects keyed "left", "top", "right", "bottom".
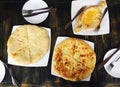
[
  {"left": 0, "top": 60, "right": 6, "bottom": 83},
  {"left": 104, "top": 48, "right": 120, "bottom": 78},
  {"left": 22, "top": 0, "right": 49, "bottom": 24}
]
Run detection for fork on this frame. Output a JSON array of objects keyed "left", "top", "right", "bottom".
[
  {"left": 22, "top": 7, "right": 50, "bottom": 14},
  {"left": 3, "top": 63, "right": 20, "bottom": 87},
  {"left": 23, "top": 8, "right": 57, "bottom": 17},
  {"left": 109, "top": 55, "right": 120, "bottom": 69},
  {"left": 98, "top": 46, "right": 120, "bottom": 70}
]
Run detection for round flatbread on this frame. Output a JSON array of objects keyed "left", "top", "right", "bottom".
[
  {"left": 52, "top": 38, "right": 96, "bottom": 81},
  {"left": 7, "top": 25, "right": 50, "bottom": 65}
]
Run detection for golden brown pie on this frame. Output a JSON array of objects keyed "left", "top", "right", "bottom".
[
  {"left": 52, "top": 37, "right": 96, "bottom": 81},
  {"left": 74, "top": 1, "right": 106, "bottom": 32},
  {"left": 7, "top": 25, "right": 50, "bottom": 65}
]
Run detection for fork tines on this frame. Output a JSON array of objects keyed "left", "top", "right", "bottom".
[{"left": 22, "top": 7, "right": 52, "bottom": 14}]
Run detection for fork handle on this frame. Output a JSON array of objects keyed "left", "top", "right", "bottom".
[
  {"left": 23, "top": 8, "right": 56, "bottom": 17},
  {"left": 22, "top": 7, "right": 50, "bottom": 13},
  {"left": 4, "top": 63, "right": 20, "bottom": 87},
  {"left": 9, "top": 68, "right": 20, "bottom": 87}
]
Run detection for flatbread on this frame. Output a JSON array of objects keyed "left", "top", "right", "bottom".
[
  {"left": 52, "top": 38, "right": 96, "bottom": 81},
  {"left": 7, "top": 25, "right": 50, "bottom": 65}
]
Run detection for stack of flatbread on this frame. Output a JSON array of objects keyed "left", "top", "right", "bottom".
[
  {"left": 52, "top": 38, "right": 96, "bottom": 81},
  {"left": 7, "top": 25, "right": 50, "bottom": 65}
]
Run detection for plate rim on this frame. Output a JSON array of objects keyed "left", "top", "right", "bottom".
[{"left": 0, "top": 60, "right": 6, "bottom": 83}]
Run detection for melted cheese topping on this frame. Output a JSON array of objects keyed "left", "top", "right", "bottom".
[
  {"left": 82, "top": 8, "right": 100, "bottom": 25},
  {"left": 74, "top": 1, "right": 106, "bottom": 32}
]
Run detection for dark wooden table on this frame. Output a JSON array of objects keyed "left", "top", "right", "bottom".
[{"left": 0, "top": 0, "right": 120, "bottom": 87}]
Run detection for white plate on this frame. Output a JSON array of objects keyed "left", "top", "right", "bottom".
[
  {"left": 51, "top": 36, "right": 95, "bottom": 81},
  {"left": 0, "top": 60, "right": 5, "bottom": 83},
  {"left": 8, "top": 25, "right": 51, "bottom": 67},
  {"left": 22, "top": 0, "right": 49, "bottom": 24},
  {"left": 71, "top": 0, "right": 110, "bottom": 35},
  {"left": 104, "top": 48, "right": 120, "bottom": 78}
]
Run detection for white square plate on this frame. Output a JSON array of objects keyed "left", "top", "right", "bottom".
[
  {"left": 71, "top": 0, "right": 110, "bottom": 35},
  {"left": 8, "top": 25, "right": 51, "bottom": 67},
  {"left": 51, "top": 36, "right": 94, "bottom": 81}
]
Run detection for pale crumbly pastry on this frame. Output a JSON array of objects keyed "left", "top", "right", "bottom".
[
  {"left": 74, "top": 1, "right": 106, "bottom": 32},
  {"left": 7, "top": 25, "right": 50, "bottom": 65},
  {"left": 52, "top": 38, "right": 96, "bottom": 81}
]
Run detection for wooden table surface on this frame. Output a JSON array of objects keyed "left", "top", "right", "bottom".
[{"left": 0, "top": 0, "right": 120, "bottom": 87}]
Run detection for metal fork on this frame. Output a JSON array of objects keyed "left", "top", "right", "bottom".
[
  {"left": 22, "top": 7, "right": 50, "bottom": 14},
  {"left": 108, "top": 55, "right": 120, "bottom": 71},
  {"left": 3, "top": 63, "right": 20, "bottom": 87},
  {"left": 23, "top": 8, "right": 57, "bottom": 17},
  {"left": 110, "top": 55, "right": 120, "bottom": 68}
]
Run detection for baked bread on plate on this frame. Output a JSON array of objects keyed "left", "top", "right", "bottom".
[
  {"left": 7, "top": 25, "right": 50, "bottom": 65},
  {"left": 52, "top": 37, "right": 96, "bottom": 81},
  {"left": 74, "top": 1, "right": 106, "bottom": 32}
]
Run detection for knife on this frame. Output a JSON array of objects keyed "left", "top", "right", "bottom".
[
  {"left": 65, "top": 6, "right": 86, "bottom": 29},
  {"left": 98, "top": 46, "right": 120, "bottom": 70}
]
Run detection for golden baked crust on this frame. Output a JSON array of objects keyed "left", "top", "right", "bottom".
[
  {"left": 7, "top": 25, "right": 50, "bottom": 65},
  {"left": 74, "top": 1, "right": 106, "bottom": 32},
  {"left": 52, "top": 38, "right": 96, "bottom": 81}
]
